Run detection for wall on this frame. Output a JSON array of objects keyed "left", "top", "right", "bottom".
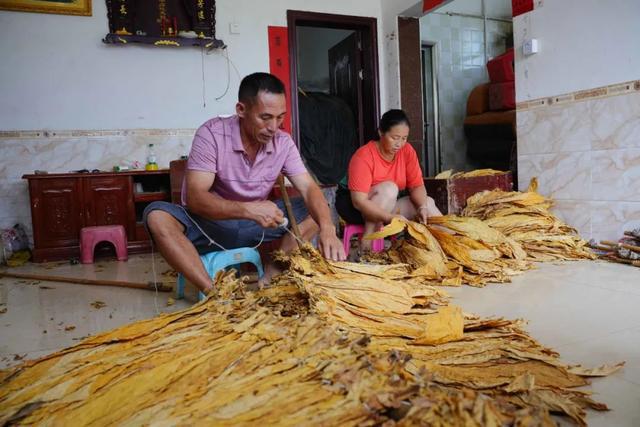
[
  {"left": 379, "top": 0, "right": 422, "bottom": 111},
  {"left": 514, "top": 0, "right": 640, "bottom": 103},
  {"left": 0, "top": 0, "right": 383, "bottom": 130},
  {"left": 0, "top": 0, "right": 384, "bottom": 237},
  {"left": 296, "top": 27, "right": 354, "bottom": 92},
  {"left": 420, "top": 12, "right": 512, "bottom": 171},
  {"left": 515, "top": 0, "right": 640, "bottom": 241}
]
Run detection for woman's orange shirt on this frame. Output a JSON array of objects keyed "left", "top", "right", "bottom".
[{"left": 348, "top": 141, "right": 424, "bottom": 193}]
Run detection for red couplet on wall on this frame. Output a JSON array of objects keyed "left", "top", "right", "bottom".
[
  {"left": 512, "top": 0, "right": 534, "bottom": 17},
  {"left": 268, "top": 26, "right": 292, "bottom": 134},
  {"left": 423, "top": 0, "right": 444, "bottom": 13}
]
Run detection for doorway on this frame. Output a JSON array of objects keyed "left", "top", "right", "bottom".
[
  {"left": 287, "top": 11, "right": 380, "bottom": 185},
  {"left": 418, "top": 0, "right": 516, "bottom": 177},
  {"left": 421, "top": 43, "right": 440, "bottom": 177}
]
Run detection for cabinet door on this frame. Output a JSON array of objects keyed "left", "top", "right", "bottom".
[
  {"left": 84, "top": 177, "right": 134, "bottom": 234},
  {"left": 30, "top": 178, "right": 83, "bottom": 248}
]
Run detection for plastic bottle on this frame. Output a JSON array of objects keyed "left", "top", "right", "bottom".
[{"left": 145, "top": 144, "right": 159, "bottom": 171}]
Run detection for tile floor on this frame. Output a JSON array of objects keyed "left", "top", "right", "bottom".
[{"left": 0, "top": 256, "right": 638, "bottom": 425}]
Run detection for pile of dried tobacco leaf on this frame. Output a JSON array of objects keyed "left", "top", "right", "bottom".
[
  {"left": 462, "top": 178, "right": 595, "bottom": 261},
  {"left": 365, "top": 215, "right": 532, "bottom": 287},
  {"left": 0, "top": 246, "right": 621, "bottom": 426}
]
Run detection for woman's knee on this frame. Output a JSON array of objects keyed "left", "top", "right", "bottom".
[{"left": 370, "top": 181, "right": 399, "bottom": 201}]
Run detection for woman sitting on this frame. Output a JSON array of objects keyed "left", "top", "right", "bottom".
[{"left": 336, "top": 109, "right": 442, "bottom": 250}]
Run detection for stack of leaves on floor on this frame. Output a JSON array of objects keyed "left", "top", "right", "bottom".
[
  {"left": 0, "top": 246, "right": 621, "bottom": 426},
  {"left": 434, "top": 168, "right": 506, "bottom": 179},
  {"left": 365, "top": 216, "right": 533, "bottom": 287},
  {"left": 462, "top": 178, "right": 595, "bottom": 261}
]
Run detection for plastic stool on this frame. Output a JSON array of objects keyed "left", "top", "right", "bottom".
[
  {"left": 176, "top": 247, "right": 264, "bottom": 301},
  {"left": 342, "top": 224, "right": 385, "bottom": 256},
  {"left": 80, "top": 225, "right": 128, "bottom": 264}
]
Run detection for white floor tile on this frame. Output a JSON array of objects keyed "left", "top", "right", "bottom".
[
  {"left": 555, "top": 327, "right": 640, "bottom": 386},
  {"left": 584, "top": 376, "right": 640, "bottom": 427},
  {"left": 1, "top": 256, "right": 639, "bottom": 425},
  {"left": 448, "top": 262, "right": 640, "bottom": 348}
]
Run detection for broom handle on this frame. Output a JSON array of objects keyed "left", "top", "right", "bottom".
[
  {"left": 277, "top": 175, "right": 302, "bottom": 242},
  {"left": 0, "top": 271, "right": 172, "bottom": 292}
]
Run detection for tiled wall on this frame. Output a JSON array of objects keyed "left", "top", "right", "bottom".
[
  {"left": 517, "top": 80, "right": 640, "bottom": 241},
  {"left": 0, "top": 130, "right": 193, "bottom": 241},
  {"left": 421, "top": 14, "right": 512, "bottom": 171}
]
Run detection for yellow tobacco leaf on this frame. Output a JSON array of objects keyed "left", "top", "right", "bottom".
[{"left": 365, "top": 217, "right": 407, "bottom": 240}]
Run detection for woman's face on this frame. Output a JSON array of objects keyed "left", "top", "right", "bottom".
[{"left": 379, "top": 123, "right": 410, "bottom": 155}]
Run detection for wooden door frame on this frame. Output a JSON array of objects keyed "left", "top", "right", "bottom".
[{"left": 286, "top": 10, "right": 381, "bottom": 147}]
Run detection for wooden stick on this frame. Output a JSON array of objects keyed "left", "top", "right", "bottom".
[
  {"left": 0, "top": 271, "right": 173, "bottom": 292},
  {"left": 277, "top": 175, "right": 302, "bottom": 243},
  {"left": 588, "top": 243, "right": 615, "bottom": 252},
  {"left": 601, "top": 256, "right": 640, "bottom": 267},
  {"left": 599, "top": 240, "right": 640, "bottom": 253},
  {"left": 620, "top": 242, "right": 640, "bottom": 253}
]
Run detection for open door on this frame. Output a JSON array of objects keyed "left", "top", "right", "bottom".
[
  {"left": 288, "top": 10, "right": 380, "bottom": 149},
  {"left": 328, "top": 32, "right": 364, "bottom": 147}
]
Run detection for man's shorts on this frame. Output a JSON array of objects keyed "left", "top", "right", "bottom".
[{"left": 143, "top": 198, "right": 309, "bottom": 254}]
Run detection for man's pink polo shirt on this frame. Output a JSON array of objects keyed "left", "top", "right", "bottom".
[{"left": 182, "top": 115, "right": 307, "bottom": 204}]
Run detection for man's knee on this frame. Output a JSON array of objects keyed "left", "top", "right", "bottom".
[
  {"left": 370, "top": 181, "right": 399, "bottom": 201},
  {"left": 299, "top": 216, "right": 320, "bottom": 236},
  {"left": 146, "top": 210, "right": 184, "bottom": 237}
]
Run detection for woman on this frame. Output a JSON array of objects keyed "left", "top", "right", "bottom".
[{"left": 336, "top": 109, "right": 442, "bottom": 249}]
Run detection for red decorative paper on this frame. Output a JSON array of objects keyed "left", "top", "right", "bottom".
[
  {"left": 268, "top": 26, "right": 292, "bottom": 134},
  {"left": 512, "top": 0, "right": 534, "bottom": 17}
]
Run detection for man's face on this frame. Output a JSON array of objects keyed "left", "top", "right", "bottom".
[{"left": 237, "top": 91, "right": 287, "bottom": 145}]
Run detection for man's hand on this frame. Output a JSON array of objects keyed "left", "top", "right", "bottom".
[
  {"left": 246, "top": 200, "right": 285, "bottom": 228},
  {"left": 318, "top": 226, "right": 346, "bottom": 261}
]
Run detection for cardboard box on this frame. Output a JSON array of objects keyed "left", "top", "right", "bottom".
[{"left": 424, "top": 172, "right": 513, "bottom": 214}]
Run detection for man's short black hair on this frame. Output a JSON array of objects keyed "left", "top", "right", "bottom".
[{"left": 238, "top": 72, "right": 286, "bottom": 104}]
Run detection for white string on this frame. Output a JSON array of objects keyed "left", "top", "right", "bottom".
[
  {"left": 214, "top": 48, "right": 231, "bottom": 101},
  {"left": 208, "top": 47, "right": 241, "bottom": 101},
  {"left": 178, "top": 205, "right": 267, "bottom": 251}
]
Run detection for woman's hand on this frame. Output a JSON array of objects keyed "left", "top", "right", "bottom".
[{"left": 417, "top": 198, "right": 442, "bottom": 224}]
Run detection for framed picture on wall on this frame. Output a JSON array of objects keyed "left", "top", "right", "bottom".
[{"left": 0, "top": 0, "right": 92, "bottom": 16}]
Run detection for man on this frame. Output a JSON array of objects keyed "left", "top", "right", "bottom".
[{"left": 144, "top": 72, "right": 345, "bottom": 294}]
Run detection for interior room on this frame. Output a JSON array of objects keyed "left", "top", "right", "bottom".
[{"left": 0, "top": 0, "right": 639, "bottom": 425}]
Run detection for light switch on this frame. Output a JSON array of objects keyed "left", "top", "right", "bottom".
[
  {"left": 229, "top": 22, "right": 240, "bottom": 34},
  {"left": 523, "top": 38, "right": 539, "bottom": 56}
]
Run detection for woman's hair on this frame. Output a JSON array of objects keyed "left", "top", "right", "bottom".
[{"left": 379, "top": 109, "right": 411, "bottom": 134}]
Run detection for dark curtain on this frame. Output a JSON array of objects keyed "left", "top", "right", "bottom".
[{"left": 298, "top": 92, "right": 358, "bottom": 185}]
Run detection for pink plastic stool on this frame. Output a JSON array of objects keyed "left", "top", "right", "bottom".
[
  {"left": 342, "top": 224, "right": 385, "bottom": 256},
  {"left": 80, "top": 225, "right": 128, "bottom": 264}
]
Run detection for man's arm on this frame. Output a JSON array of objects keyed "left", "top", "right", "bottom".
[
  {"left": 287, "top": 173, "right": 346, "bottom": 261},
  {"left": 185, "top": 169, "right": 284, "bottom": 228}
]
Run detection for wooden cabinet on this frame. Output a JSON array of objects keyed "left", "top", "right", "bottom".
[
  {"left": 29, "top": 178, "right": 83, "bottom": 252},
  {"left": 23, "top": 170, "right": 170, "bottom": 262},
  {"left": 84, "top": 176, "right": 135, "bottom": 234}
]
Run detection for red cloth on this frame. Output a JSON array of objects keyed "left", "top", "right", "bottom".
[{"left": 348, "top": 141, "right": 423, "bottom": 193}]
